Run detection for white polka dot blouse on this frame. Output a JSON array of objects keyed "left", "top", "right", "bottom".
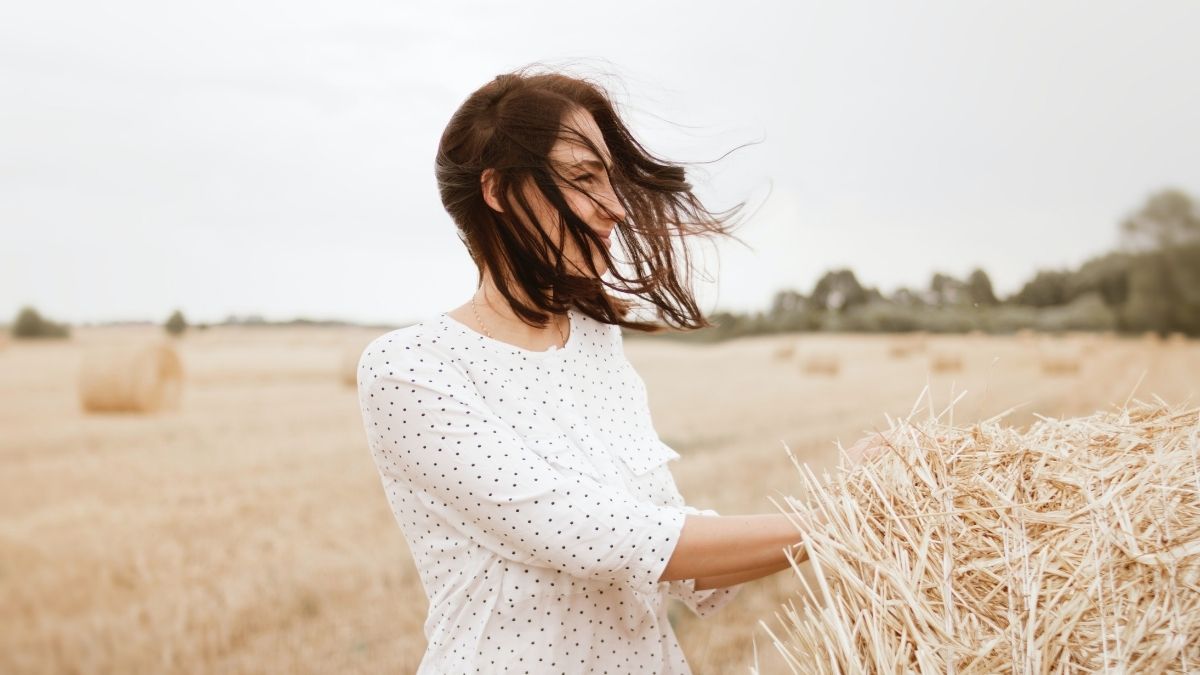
[{"left": 356, "top": 307, "right": 742, "bottom": 674}]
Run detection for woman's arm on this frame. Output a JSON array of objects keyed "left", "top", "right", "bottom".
[
  {"left": 691, "top": 555, "right": 798, "bottom": 591},
  {"left": 659, "top": 512, "right": 813, "bottom": 583},
  {"left": 671, "top": 435, "right": 884, "bottom": 589}
]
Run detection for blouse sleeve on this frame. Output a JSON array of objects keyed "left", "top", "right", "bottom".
[
  {"left": 663, "top": 508, "right": 744, "bottom": 618},
  {"left": 358, "top": 344, "right": 688, "bottom": 597}
]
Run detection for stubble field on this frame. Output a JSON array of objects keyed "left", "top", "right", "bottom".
[{"left": 1, "top": 326, "right": 1196, "bottom": 674}]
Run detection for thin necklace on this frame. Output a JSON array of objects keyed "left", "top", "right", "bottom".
[{"left": 471, "top": 291, "right": 567, "bottom": 349}]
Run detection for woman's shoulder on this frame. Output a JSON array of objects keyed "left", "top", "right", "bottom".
[
  {"left": 357, "top": 317, "right": 459, "bottom": 383},
  {"left": 572, "top": 309, "right": 624, "bottom": 352},
  {"left": 362, "top": 317, "right": 441, "bottom": 352}
]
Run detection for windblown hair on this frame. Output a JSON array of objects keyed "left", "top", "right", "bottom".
[{"left": 434, "top": 63, "right": 753, "bottom": 333}]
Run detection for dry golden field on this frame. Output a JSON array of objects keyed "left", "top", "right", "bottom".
[{"left": 1, "top": 326, "right": 1197, "bottom": 674}]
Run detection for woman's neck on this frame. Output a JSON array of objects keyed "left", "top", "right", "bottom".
[{"left": 469, "top": 282, "right": 569, "bottom": 348}]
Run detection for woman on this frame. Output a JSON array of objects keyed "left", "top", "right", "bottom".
[{"left": 357, "top": 66, "right": 831, "bottom": 674}]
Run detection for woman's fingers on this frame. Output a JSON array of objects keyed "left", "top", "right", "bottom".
[{"left": 846, "top": 435, "right": 885, "bottom": 464}]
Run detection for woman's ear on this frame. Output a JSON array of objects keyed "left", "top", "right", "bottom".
[{"left": 480, "top": 168, "right": 504, "bottom": 213}]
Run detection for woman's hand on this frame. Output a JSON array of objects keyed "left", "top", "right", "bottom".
[
  {"left": 843, "top": 431, "right": 952, "bottom": 466},
  {"left": 844, "top": 433, "right": 889, "bottom": 466}
]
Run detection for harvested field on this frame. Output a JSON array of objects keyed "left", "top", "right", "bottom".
[{"left": 0, "top": 326, "right": 1197, "bottom": 673}]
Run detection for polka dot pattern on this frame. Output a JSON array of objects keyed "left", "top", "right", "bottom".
[{"left": 356, "top": 307, "right": 742, "bottom": 673}]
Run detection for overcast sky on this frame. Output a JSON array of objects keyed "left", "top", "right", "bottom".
[{"left": 3, "top": 0, "right": 1198, "bottom": 325}]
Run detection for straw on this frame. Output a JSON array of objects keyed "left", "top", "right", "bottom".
[{"left": 767, "top": 392, "right": 1200, "bottom": 673}]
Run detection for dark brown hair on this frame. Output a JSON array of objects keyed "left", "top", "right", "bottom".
[{"left": 434, "top": 63, "right": 753, "bottom": 333}]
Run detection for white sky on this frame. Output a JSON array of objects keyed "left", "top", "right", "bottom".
[{"left": 3, "top": 0, "right": 1198, "bottom": 325}]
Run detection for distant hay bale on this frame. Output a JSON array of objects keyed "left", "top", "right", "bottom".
[
  {"left": 887, "top": 334, "right": 926, "bottom": 359},
  {"left": 1015, "top": 328, "right": 1036, "bottom": 343},
  {"left": 765, "top": 399, "right": 1200, "bottom": 673},
  {"left": 1167, "top": 332, "right": 1188, "bottom": 347},
  {"left": 929, "top": 350, "right": 963, "bottom": 373},
  {"left": 1142, "top": 330, "right": 1162, "bottom": 345},
  {"left": 78, "top": 341, "right": 183, "bottom": 413},
  {"left": 802, "top": 353, "right": 840, "bottom": 376},
  {"left": 773, "top": 342, "right": 797, "bottom": 361},
  {"left": 1039, "top": 348, "right": 1082, "bottom": 376}
]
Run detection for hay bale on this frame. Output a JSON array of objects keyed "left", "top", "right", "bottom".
[
  {"left": 79, "top": 341, "right": 183, "bottom": 413},
  {"left": 1040, "top": 354, "right": 1081, "bottom": 375},
  {"left": 929, "top": 350, "right": 963, "bottom": 373},
  {"left": 1039, "top": 346, "right": 1081, "bottom": 376},
  {"left": 766, "top": 399, "right": 1200, "bottom": 673},
  {"left": 1166, "top": 332, "right": 1188, "bottom": 347},
  {"left": 773, "top": 342, "right": 797, "bottom": 361},
  {"left": 802, "top": 353, "right": 840, "bottom": 376},
  {"left": 888, "top": 334, "right": 927, "bottom": 359}
]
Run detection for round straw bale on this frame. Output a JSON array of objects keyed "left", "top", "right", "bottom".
[
  {"left": 887, "top": 334, "right": 927, "bottom": 359},
  {"left": 768, "top": 400, "right": 1200, "bottom": 673},
  {"left": 773, "top": 342, "right": 797, "bottom": 361},
  {"left": 929, "top": 349, "right": 962, "bottom": 373},
  {"left": 1166, "top": 332, "right": 1188, "bottom": 347},
  {"left": 79, "top": 340, "right": 183, "bottom": 413},
  {"left": 802, "top": 353, "right": 840, "bottom": 376},
  {"left": 1038, "top": 346, "right": 1081, "bottom": 375},
  {"left": 887, "top": 343, "right": 914, "bottom": 359}
]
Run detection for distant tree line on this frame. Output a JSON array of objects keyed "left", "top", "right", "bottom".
[
  {"left": 9, "top": 188, "right": 1198, "bottom": 342},
  {"left": 5, "top": 305, "right": 393, "bottom": 340},
  {"left": 680, "top": 188, "right": 1200, "bottom": 342}
]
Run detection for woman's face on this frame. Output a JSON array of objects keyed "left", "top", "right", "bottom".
[{"left": 485, "top": 107, "right": 626, "bottom": 278}]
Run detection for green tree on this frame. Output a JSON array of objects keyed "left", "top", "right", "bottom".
[
  {"left": 1161, "top": 244, "right": 1200, "bottom": 334},
  {"left": 12, "top": 306, "right": 70, "bottom": 339},
  {"left": 966, "top": 269, "right": 998, "bottom": 306},
  {"left": 164, "top": 309, "right": 188, "bottom": 336},
  {"left": 1065, "top": 252, "right": 1131, "bottom": 307},
  {"left": 929, "top": 273, "right": 961, "bottom": 306},
  {"left": 768, "top": 289, "right": 807, "bottom": 317},
  {"left": 811, "top": 269, "right": 868, "bottom": 312},
  {"left": 1119, "top": 188, "right": 1200, "bottom": 252},
  {"left": 1112, "top": 187, "right": 1200, "bottom": 334},
  {"left": 1120, "top": 256, "right": 1174, "bottom": 333},
  {"left": 1013, "top": 270, "right": 1071, "bottom": 307}
]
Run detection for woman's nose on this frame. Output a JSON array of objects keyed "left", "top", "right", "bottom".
[{"left": 599, "top": 188, "right": 626, "bottom": 223}]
